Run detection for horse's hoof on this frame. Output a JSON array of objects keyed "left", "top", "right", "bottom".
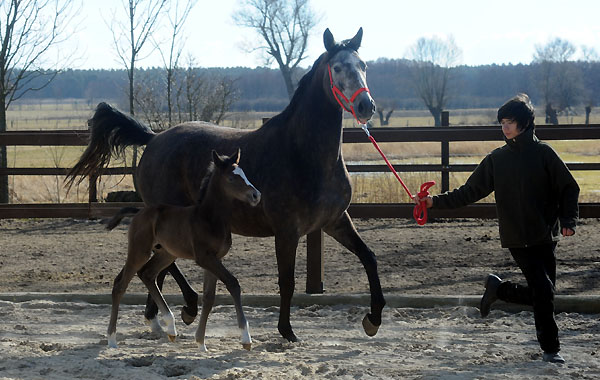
[
  {"left": 167, "top": 334, "right": 177, "bottom": 342},
  {"left": 278, "top": 327, "right": 298, "bottom": 343},
  {"left": 181, "top": 306, "right": 197, "bottom": 325},
  {"left": 242, "top": 343, "right": 252, "bottom": 351},
  {"left": 362, "top": 314, "right": 380, "bottom": 337}
]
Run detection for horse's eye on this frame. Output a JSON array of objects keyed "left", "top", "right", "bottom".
[{"left": 333, "top": 66, "right": 342, "bottom": 73}]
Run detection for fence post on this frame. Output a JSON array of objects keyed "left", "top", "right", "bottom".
[
  {"left": 306, "top": 230, "right": 325, "bottom": 294},
  {"left": 441, "top": 111, "right": 450, "bottom": 193},
  {"left": 88, "top": 174, "right": 98, "bottom": 203}
]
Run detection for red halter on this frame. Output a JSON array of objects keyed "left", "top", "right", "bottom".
[
  {"left": 328, "top": 64, "right": 370, "bottom": 122},
  {"left": 327, "top": 63, "right": 435, "bottom": 225}
]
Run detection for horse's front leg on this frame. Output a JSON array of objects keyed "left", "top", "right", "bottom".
[
  {"left": 274, "top": 232, "right": 300, "bottom": 342},
  {"left": 195, "top": 269, "right": 217, "bottom": 351},
  {"left": 198, "top": 257, "right": 251, "bottom": 350},
  {"left": 323, "top": 211, "right": 386, "bottom": 336}
]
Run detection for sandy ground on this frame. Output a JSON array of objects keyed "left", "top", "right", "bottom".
[{"left": 1, "top": 217, "right": 600, "bottom": 379}]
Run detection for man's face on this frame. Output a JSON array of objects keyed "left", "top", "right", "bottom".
[{"left": 501, "top": 118, "right": 521, "bottom": 139}]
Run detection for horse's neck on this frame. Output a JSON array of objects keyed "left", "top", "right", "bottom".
[
  {"left": 195, "top": 177, "right": 233, "bottom": 228},
  {"left": 281, "top": 71, "right": 344, "bottom": 163}
]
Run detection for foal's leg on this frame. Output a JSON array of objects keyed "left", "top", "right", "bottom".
[
  {"left": 195, "top": 269, "right": 217, "bottom": 351},
  {"left": 144, "top": 267, "right": 167, "bottom": 333},
  {"left": 323, "top": 211, "right": 386, "bottom": 336},
  {"left": 107, "top": 246, "right": 152, "bottom": 348},
  {"left": 144, "top": 250, "right": 199, "bottom": 325},
  {"left": 198, "top": 256, "right": 251, "bottom": 350},
  {"left": 138, "top": 252, "right": 178, "bottom": 341}
]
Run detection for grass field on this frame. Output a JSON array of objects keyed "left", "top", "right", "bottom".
[{"left": 4, "top": 99, "right": 600, "bottom": 203}]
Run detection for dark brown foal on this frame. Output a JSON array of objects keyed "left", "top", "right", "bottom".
[{"left": 106, "top": 149, "right": 260, "bottom": 351}]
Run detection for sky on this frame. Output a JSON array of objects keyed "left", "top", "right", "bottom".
[{"left": 68, "top": 0, "right": 600, "bottom": 70}]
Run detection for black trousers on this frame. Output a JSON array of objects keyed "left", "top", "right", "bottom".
[{"left": 496, "top": 242, "right": 560, "bottom": 353}]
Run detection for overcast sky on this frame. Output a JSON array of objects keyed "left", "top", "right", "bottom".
[{"left": 67, "top": 0, "right": 600, "bottom": 70}]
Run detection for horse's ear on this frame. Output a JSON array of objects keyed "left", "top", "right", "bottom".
[
  {"left": 323, "top": 28, "right": 335, "bottom": 52},
  {"left": 347, "top": 27, "right": 363, "bottom": 51},
  {"left": 233, "top": 148, "right": 241, "bottom": 165},
  {"left": 212, "top": 149, "right": 226, "bottom": 168}
]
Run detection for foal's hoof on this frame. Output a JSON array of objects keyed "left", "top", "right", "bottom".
[
  {"left": 181, "top": 306, "right": 197, "bottom": 325},
  {"left": 242, "top": 343, "right": 252, "bottom": 351},
  {"left": 167, "top": 334, "right": 177, "bottom": 343},
  {"left": 362, "top": 314, "right": 380, "bottom": 337}
]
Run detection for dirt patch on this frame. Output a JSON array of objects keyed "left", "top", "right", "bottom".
[{"left": 1, "top": 217, "right": 599, "bottom": 297}]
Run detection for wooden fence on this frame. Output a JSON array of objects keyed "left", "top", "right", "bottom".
[{"left": 1, "top": 120, "right": 600, "bottom": 293}]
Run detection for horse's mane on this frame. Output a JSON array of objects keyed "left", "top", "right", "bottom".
[{"left": 195, "top": 162, "right": 215, "bottom": 204}]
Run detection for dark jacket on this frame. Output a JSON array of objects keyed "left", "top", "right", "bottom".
[{"left": 432, "top": 127, "right": 579, "bottom": 248}]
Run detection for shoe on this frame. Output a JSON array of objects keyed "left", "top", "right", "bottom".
[
  {"left": 543, "top": 352, "right": 565, "bottom": 364},
  {"left": 480, "top": 274, "right": 502, "bottom": 318}
]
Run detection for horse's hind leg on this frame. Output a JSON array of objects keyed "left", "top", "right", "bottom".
[
  {"left": 143, "top": 267, "right": 168, "bottom": 333},
  {"left": 323, "top": 211, "right": 386, "bottom": 336},
  {"left": 143, "top": 251, "right": 198, "bottom": 325},
  {"left": 107, "top": 245, "right": 152, "bottom": 348},
  {"left": 199, "top": 257, "right": 251, "bottom": 350},
  {"left": 195, "top": 269, "right": 217, "bottom": 351},
  {"left": 138, "top": 252, "right": 178, "bottom": 341}
]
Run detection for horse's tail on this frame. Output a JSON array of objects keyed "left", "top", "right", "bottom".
[
  {"left": 65, "top": 102, "right": 155, "bottom": 188},
  {"left": 105, "top": 207, "right": 141, "bottom": 231}
]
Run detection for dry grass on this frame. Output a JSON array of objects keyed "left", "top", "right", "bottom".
[{"left": 5, "top": 99, "right": 600, "bottom": 204}]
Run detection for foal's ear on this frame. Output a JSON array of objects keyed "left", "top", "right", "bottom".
[
  {"left": 347, "top": 27, "right": 363, "bottom": 51},
  {"left": 323, "top": 28, "right": 335, "bottom": 52}
]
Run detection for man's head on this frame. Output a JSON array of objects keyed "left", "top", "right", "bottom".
[{"left": 497, "top": 93, "right": 535, "bottom": 131}]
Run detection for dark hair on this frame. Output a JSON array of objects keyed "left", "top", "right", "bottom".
[{"left": 497, "top": 93, "right": 535, "bottom": 130}]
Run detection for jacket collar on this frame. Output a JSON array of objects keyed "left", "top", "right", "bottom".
[{"left": 505, "top": 126, "right": 537, "bottom": 150}]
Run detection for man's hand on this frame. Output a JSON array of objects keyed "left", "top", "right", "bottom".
[{"left": 412, "top": 195, "right": 433, "bottom": 208}]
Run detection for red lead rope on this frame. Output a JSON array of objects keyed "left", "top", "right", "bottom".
[
  {"left": 361, "top": 125, "right": 435, "bottom": 225},
  {"left": 327, "top": 64, "right": 435, "bottom": 224}
]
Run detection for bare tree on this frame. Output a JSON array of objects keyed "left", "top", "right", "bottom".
[
  {"left": 154, "top": 0, "right": 196, "bottom": 126},
  {"left": 0, "top": 0, "right": 80, "bottom": 203},
  {"left": 533, "top": 38, "right": 583, "bottom": 123},
  {"left": 109, "top": 0, "right": 168, "bottom": 177},
  {"left": 580, "top": 45, "right": 599, "bottom": 125},
  {"left": 110, "top": 0, "right": 168, "bottom": 116},
  {"left": 233, "top": 0, "right": 320, "bottom": 99},
  {"left": 406, "top": 35, "right": 462, "bottom": 126}
]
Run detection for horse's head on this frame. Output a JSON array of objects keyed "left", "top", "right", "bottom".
[
  {"left": 212, "top": 149, "right": 261, "bottom": 207},
  {"left": 323, "top": 27, "right": 376, "bottom": 124}
]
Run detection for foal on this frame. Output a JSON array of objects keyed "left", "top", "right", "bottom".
[{"left": 106, "top": 149, "right": 261, "bottom": 351}]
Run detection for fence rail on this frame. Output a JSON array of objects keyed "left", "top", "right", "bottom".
[{"left": 2, "top": 121, "right": 600, "bottom": 294}]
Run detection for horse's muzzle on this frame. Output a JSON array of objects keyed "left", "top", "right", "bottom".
[
  {"left": 248, "top": 190, "right": 261, "bottom": 207},
  {"left": 354, "top": 93, "right": 376, "bottom": 124}
]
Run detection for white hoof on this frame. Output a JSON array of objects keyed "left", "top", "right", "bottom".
[
  {"left": 162, "top": 311, "right": 177, "bottom": 340},
  {"left": 198, "top": 343, "right": 208, "bottom": 352},
  {"left": 241, "top": 321, "right": 252, "bottom": 350},
  {"left": 107, "top": 333, "right": 118, "bottom": 348}
]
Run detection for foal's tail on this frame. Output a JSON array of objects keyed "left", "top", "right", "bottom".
[
  {"left": 65, "top": 102, "right": 156, "bottom": 189},
  {"left": 105, "top": 207, "right": 141, "bottom": 231}
]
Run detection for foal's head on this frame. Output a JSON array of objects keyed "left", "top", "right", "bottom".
[{"left": 211, "top": 149, "right": 261, "bottom": 207}]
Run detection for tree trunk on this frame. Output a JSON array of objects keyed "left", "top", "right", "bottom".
[
  {"left": 280, "top": 66, "right": 295, "bottom": 100},
  {"left": 0, "top": 98, "right": 8, "bottom": 203},
  {"left": 585, "top": 106, "right": 591, "bottom": 125}
]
